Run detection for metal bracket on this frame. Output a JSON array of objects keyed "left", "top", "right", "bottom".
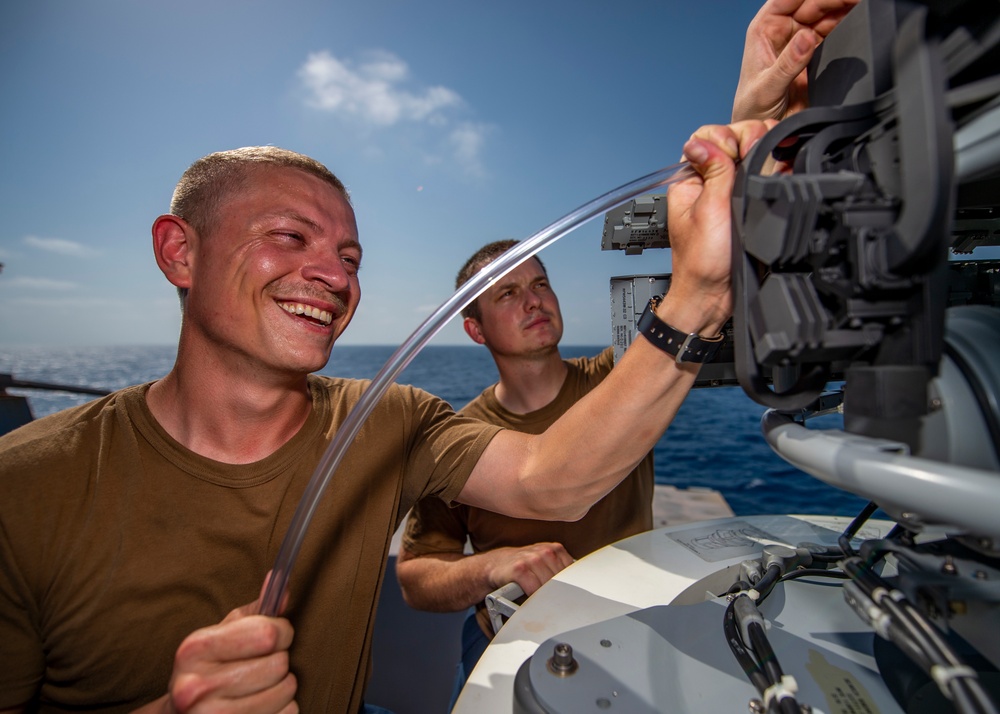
[{"left": 485, "top": 582, "right": 525, "bottom": 634}]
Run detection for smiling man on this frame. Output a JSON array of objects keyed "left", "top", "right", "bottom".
[
  {"left": 395, "top": 241, "right": 656, "bottom": 708},
  {"left": 0, "top": 135, "right": 756, "bottom": 713},
  {"left": 0, "top": 118, "right": 777, "bottom": 714}
]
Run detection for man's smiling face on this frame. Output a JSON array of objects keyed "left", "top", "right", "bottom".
[{"left": 183, "top": 165, "right": 362, "bottom": 377}]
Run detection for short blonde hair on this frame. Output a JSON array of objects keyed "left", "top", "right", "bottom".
[
  {"left": 170, "top": 146, "right": 350, "bottom": 237},
  {"left": 168, "top": 147, "right": 350, "bottom": 305}
]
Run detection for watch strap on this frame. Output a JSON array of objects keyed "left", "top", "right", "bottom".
[{"left": 636, "top": 296, "right": 724, "bottom": 364}]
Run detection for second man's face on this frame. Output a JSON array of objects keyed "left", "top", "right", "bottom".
[{"left": 470, "top": 258, "right": 563, "bottom": 357}]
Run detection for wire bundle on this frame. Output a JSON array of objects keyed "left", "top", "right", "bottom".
[
  {"left": 842, "top": 545, "right": 998, "bottom": 714},
  {"left": 724, "top": 563, "right": 803, "bottom": 714},
  {"left": 722, "top": 501, "right": 998, "bottom": 714}
]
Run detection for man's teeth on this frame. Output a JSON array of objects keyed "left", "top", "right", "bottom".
[{"left": 278, "top": 302, "right": 333, "bottom": 326}]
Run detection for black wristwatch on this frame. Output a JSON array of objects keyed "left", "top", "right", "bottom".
[{"left": 636, "top": 296, "right": 724, "bottom": 364}]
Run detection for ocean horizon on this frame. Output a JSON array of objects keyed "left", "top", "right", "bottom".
[{"left": 0, "top": 343, "right": 871, "bottom": 517}]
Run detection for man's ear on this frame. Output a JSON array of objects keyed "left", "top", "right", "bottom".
[
  {"left": 151, "top": 215, "right": 196, "bottom": 291},
  {"left": 463, "top": 316, "right": 487, "bottom": 345}
]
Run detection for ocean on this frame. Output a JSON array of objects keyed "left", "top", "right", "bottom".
[{"left": 0, "top": 344, "right": 870, "bottom": 517}]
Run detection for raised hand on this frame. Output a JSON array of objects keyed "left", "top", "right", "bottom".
[
  {"left": 732, "top": 0, "right": 860, "bottom": 122},
  {"left": 663, "top": 120, "right": 776, "bottom": 336}
]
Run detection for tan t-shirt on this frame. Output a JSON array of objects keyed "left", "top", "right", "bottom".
[
  {"left": 0, "top": 374, "right": 500, "bottom": 713},
  {"left": 401, "top": 348, "right": 654, "bottom": 637}
]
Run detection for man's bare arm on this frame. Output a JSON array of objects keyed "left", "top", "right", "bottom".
[
  {"left": 396, "top": 542, "right": 574, "bottom": 612},
  {"left": 459, "top": 121, "right": 773, "bottom": 521}
]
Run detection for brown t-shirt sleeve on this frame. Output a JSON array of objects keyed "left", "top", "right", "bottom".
[{"left": 401, "top": 496, "right": 470, "bottom": 556}]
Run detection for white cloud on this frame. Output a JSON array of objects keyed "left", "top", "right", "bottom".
[
  {"left": 2, "top": 276, "right": 79, "bottom": 291},
  {"left": 23, "top": 236, "right": 98, "bottom": 257},
  {"left": 449, "top": 123, "right": 490, "bottom": 177},
  {"left": 297, "top": 50, "right": 490, "bottom": 175},
  {"left": 299, "top": 50, "right": 462, "bottom": 126}
]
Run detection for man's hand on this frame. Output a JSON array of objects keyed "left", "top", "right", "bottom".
[
  {"left": 134, "top": 580, "right": 297, "bottom": 714},
  {"left": 165, "top": 605, "right": 297, "bottom": 713},
  {"left": 663, "top": 121, "right": 775, "bottom": 336},
  {"left": 732, "top": 0, "right": 860, "bottom": 122},
  {"left": 483, "top": 542, "right": 574, "bottom": 597},
  {"left": 396, "top": 541, "right": 574, "bottom": 613}
]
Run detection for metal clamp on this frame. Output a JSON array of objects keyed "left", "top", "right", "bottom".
[{"left": 485, "top": 582, "right": 525, "bottom": 634}]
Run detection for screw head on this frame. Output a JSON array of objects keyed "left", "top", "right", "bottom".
[{"left": 547, "top": 642, "right": 579, "bottom": 676}]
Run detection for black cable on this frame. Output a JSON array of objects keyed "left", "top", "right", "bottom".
[
  {"left": 723, "top": 597, "right": 770, "bottom": 695},
  {"left": 779, "top": 568, "right": 850, "bottom": 582},
  {"left": 745, "top": 622, "right": 800, "bottom": 714},
  {"left": 752, "top": 563, "right": 783, "bottom": 604},
  {"left": 725, "top": 584, "right": 805, "bottom": 714},
  {"left": 890, "top": 597, "right": 998, "bottom": 714},
  {"left": 804, "top": 501, "right": 883, "bottom": 563},
  {"left": 838, "top": 501, "right": 880, "bottom": 557},
  {"left": 884, "top": 596, "right": 996, "bottom": 713},
  {"left": 747, "top": 622, "right": 783, "bottom": 686},
  {"left": 726, "top": 579, "right": 752, "bottom": 595},
  {"left": 842, "top": 556, "right": 999, "bottom": 714}
]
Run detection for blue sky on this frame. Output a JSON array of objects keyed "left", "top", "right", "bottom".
[
  {"left": 10, "top": 1, "right": 992, "bottom": 352},
  {"left": 0, "top": 0, "right": 768, "bottom": 348}
]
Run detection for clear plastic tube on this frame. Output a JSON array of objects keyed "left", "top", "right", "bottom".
[{"left": 259, "top": 161, "right": 695, "bottom": 616}]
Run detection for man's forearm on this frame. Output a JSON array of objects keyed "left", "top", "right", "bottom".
[
  {"left": 535, "top": 278, "right": 731, "bottom": 515},
  {"left": 517, "top": 331, "right": 704, "bottom": 519},
  {"left": 397, "top": 542, "right": 573, "bottom": 610},
  {"left": 459, "top": 120, "right": 769, "bottom": 523},
  {"left": 462, "top": 329, "right": 705, "bottom": 521},
  {"left": 396, "top": 552, "right": 495, "bottom": 613}
]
